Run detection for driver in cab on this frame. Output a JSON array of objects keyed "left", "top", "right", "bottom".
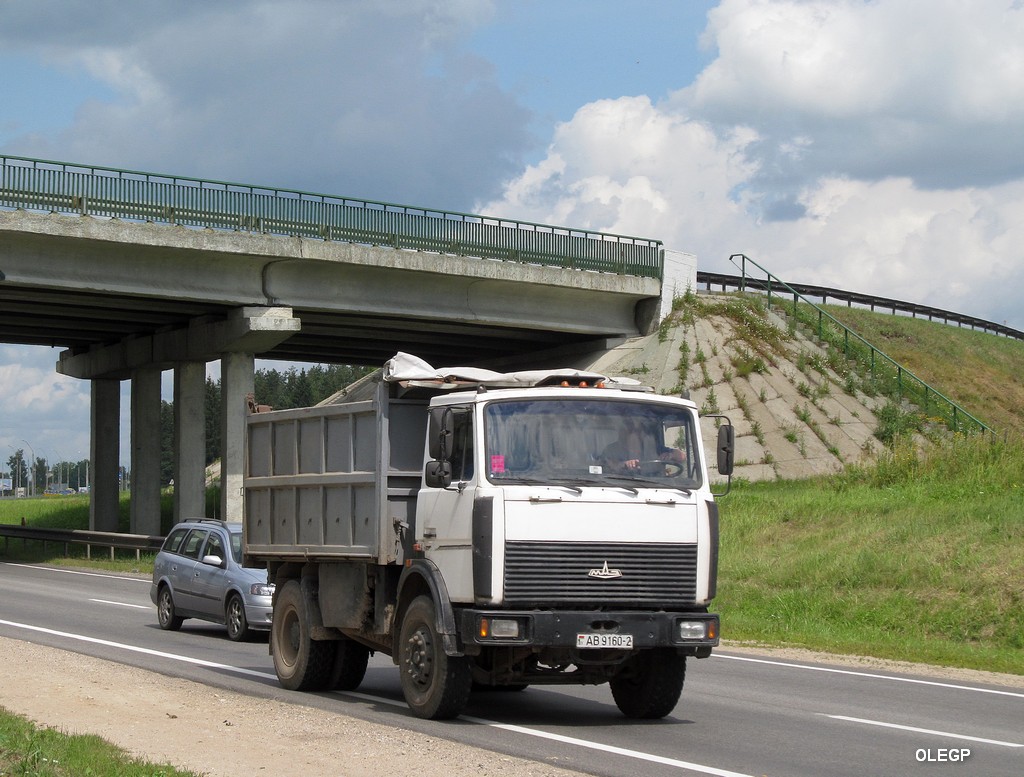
[{"left": 602, "top": 420, "right": 684, "bottom": 474}]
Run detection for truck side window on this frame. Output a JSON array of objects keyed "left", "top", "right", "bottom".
[{"left": 448, "top": 410, "right": 474, "bottom": 482}]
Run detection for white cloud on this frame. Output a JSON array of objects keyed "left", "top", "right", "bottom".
[
  {"left": 682, "top": 0, "right": 1024, "bottom": 192},
  {"left": 480, "top": 0, "right": 1024, "bottom": 329}
]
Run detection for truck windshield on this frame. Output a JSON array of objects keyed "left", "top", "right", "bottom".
[{"left": 483, "top": 398, "right": 703, "bottom": 489}]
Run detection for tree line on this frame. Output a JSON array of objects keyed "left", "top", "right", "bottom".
[
  {"left": 159, "top": 363, "right": 373, "bottom": 484},
  {"left": 2, "top": 364, "right": 373, "bottom": 494}
]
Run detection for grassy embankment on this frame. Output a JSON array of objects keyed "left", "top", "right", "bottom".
[{"left": 719, "top": 434, "right": 1023, "bottom": 674}]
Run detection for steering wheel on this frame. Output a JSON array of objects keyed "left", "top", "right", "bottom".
[{"left": 637, "top": 460, "right": 683, "bottom": 477}]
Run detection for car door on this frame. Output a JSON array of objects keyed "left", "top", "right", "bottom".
[
  {"left": 171, "top": 528, "right": 209, "bottom": 614},
  {"left": 190, "top": 528, "right": 231, "bottom": 621}
]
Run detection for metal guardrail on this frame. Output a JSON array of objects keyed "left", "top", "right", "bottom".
[
  {"left": 697, "top": 271, "right": 1024, "bottom": 341},
  {"left": 723, "top": 253, "right": 993, "bottom": 436},
  {"left": 0, "top": 154, "right": 663, "bottom": 279},
  {"left": 0, "top": 524, "right": 163, "bottom": 561}
]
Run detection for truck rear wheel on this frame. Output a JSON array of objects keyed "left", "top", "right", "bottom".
[
  {"left": 330, "top": 637, "right": 370, "bottom": 691},
  {"left": 610, "top": 649, "right": 686, "bottom": 719},
  {"left": 271, "top": 580, "right": 333, "bottom": 691},
  {"left": 398, "top": 596, "right": 472, "bottom": 719}
]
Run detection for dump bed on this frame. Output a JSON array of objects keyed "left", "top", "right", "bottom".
[{"left": 242, "top": 379, "right": 427, "bottom": 566}]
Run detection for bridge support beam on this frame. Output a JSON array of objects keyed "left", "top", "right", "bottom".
[
  {"left": 59, "top": 307, "right": 300, "bottom": 536},
  {"left": 220, "top": 352, "right": 254, "bottom": 524},
  {"left": 89, "top": 379, "right": 120, "bottom": 533},
  {"left": 130, "top": 367, "right": 162, "bottom": 536},
  {"left": 173, "top": 362, "right": 207, "bottom": 524}
]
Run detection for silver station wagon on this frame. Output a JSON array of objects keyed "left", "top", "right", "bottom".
[{"left": 151, "top": 519, "right": 274, "bottom": 641}]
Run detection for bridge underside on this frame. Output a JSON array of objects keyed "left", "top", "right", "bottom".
[
  {"left": 0, "top": 210, "right": 664, "bottom": 535},
  {"left": 0, "top": 283, "right": 619, "bottom": 367}
]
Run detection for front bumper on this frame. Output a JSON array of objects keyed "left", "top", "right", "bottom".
[{"left": 459, "top": 608, "right": 719, "bottom": 651}]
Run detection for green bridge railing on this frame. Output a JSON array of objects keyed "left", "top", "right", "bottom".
[
  {"left": 731, "top": 253, "right": 993, "bottom": 437},
  {"left": 0, "top": 155, "right": 663, "bottom": 279}
]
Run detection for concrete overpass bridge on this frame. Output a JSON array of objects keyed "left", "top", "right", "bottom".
[{"left": 0, "top": 155, "right": 690, "bottom": 535}]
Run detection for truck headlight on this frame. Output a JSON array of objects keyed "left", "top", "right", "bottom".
[
  {"left": 677, "top": 620, "right": 709, "bottom": 640},
  {"left": 478, "top": 617, "right": 522, "bottom": 639}
]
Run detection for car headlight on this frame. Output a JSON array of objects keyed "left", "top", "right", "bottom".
[{"left": 249, "top": 583, "right": 275, "bottom": 597}]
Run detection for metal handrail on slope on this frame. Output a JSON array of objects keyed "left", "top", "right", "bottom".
[
  {"left": 728, "top": 253, "right": 992, "bottom": 436},
  {"left": 0, "top": 154, "right": 663, "bottom": 279},
  {"left": 697, "top": 271, "right": 1024, "bottom": 341}
]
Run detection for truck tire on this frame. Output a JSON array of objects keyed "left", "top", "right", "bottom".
[
  {"left": 330, "top": 637, "right": 370, "bottom": 691},
  {"left": 271, "top": 580, "right": 333, "bottom": 691},
  {"left": 398, "top": 595, "right": 472, "bottom": 719},
  {"left": 610, "top": 650, "right": 686, "bottom": 719}
]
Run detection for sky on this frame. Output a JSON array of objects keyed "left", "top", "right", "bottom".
[{"left": 2, "top": 0, "right": 1024, "bottom": 472}]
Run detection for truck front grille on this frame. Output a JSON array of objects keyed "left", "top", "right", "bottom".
[{"left": 503, "top": 541, "right": 698, "bottom": 606}]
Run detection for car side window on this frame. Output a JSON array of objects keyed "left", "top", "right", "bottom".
[
  {"left": 205, "top": 532, "right": 225, "bottom": 561},
  {"left": 180, "top": 529, "right": 208, "bottom": 560},
  {"left": 163, "top": 527, "right": 189, "bottom": 554}
]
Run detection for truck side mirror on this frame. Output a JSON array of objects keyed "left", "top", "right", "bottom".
[
  {"left": 424, "top": 459, "right": 452, "bottom": 489},
  {"left": 717, "top": 423, "right": 735, "bottom": 476},
  {"left": 428, "top": 407, "right": 452, "bottom": 461}
]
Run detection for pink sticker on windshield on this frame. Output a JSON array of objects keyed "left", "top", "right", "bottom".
[{"left": 490, "top": 454, "right": 505, "bottom": 473}]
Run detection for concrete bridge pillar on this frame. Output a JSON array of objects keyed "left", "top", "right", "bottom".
[
  {"left": 220, "top": 352, "right": 255, "bottom": 523},
  {"left": 60, "top": 306, "right": 299, "bottom": 533},
  {"left": 130, "top": 367, "right": 162, "bottom": 536},
  {"left": 89, "top": 379, "right": 120, "bottom": 533},
  {"left": 173, "top": 362, "right": 207, "bottom": 524}
]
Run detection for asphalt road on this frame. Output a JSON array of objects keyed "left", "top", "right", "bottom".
[{"left": 1, "top": 561, "right": 1021, "bottom": 777}]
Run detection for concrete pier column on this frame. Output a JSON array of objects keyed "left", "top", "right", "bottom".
[
  {"left": 220, "top": 352, "right": 254, "bottom": 523},
  {"left": 89, "top": 378, "right": 121, "bottom": 532},
  {"left": 130, "top": 367, "right": 163, "bottom": 536},
  {"left": 173, "top": 361, "right": 208, "bottom": 523}
]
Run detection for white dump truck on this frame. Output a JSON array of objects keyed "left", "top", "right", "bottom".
[{"left": 243, "top": 353, "right": 733, "bottom": 720}]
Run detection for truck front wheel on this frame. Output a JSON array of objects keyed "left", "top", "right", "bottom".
[
  {"left": 398, "top": 596, "right": 472, "bottom": 719},
  {"left": 610, "top": 649, "right": 686, "bottom": 719},
  {"left": 271, "top": 580, "right": 333, "bottom": 691}
]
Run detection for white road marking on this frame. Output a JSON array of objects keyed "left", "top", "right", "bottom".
[
  {"left": 88, "top": 598, "right": 149, "bottom": 609},
  {"left": 7, "top": 562, "right": 149, "bottom": 583},
  {"left": 822, "top": 714, "right": 1023, "bottom": 748},
  {"left": 0, "top": 619, "right": 275, "bottom": 679},
  {"left": 714, "top": 653, "right": 1024, "bottom": 699},
  {"left": 0, "top": 618, "right": 755, "bottom": 777},
  {"left": 343, "top": 691, "right": 755, "bottom": 776}
]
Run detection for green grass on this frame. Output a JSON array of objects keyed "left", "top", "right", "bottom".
[
  {"left": 0, "top": 488, "right": 222, "bottom": 573},
  {"left": 0, "top": 708, "right": 201, "bottom": 777},
  {"left": 719, "top": 434, "right": 1024, "bottom": 675}
]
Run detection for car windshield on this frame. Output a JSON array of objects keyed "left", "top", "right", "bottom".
[
  {"left": 229, "top": 531, "right": 243, "bottom": 564},
  {"left": 484, "top": 397, "right": 702, "bottom": 489}
]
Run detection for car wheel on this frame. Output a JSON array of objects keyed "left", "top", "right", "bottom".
[
  {"left": 157, "top": 585, "right": 184, "bottom": 631},
  {"left": 225, "top": 593, "right": 251, "bottom": 642}
]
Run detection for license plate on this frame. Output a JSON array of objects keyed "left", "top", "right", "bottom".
[{"left": 576, "top": 633, "right": 633, "bottom": 649}]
